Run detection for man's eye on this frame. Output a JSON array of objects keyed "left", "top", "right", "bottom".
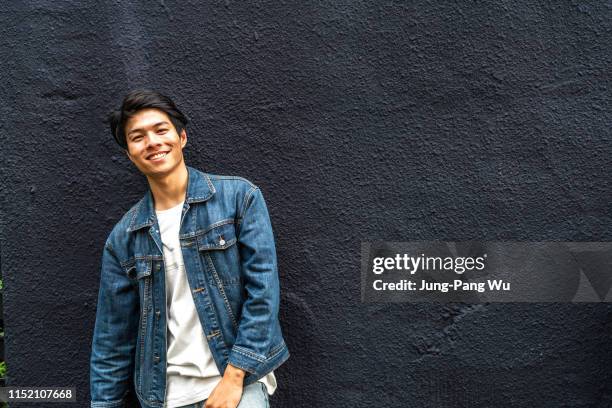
[
  {"left": 157, "top": 129, "right": 168, "bottom": 134},
  {"left": 132, "top": 136, "right": 142, "bottom": 141}
]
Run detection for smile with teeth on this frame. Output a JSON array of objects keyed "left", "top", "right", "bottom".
[{"left": 148, "top": 152, "right": 169, "bottom": 160}]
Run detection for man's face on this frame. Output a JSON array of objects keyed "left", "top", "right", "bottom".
[{"left": 124, "top": 108, "right": 187, "bottom": 178}]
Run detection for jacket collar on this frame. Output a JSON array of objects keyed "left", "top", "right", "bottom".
[{"left": 127, "top": 166, "right": 215, "bottom": 232}]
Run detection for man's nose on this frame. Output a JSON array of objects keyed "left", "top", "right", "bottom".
[{"left": 145, "top": 131, "right": 163, "bottom": 146}]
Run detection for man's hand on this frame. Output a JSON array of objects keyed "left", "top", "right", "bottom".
[{"left": 205, "top": 364, "right": 246, "bottom": 408}]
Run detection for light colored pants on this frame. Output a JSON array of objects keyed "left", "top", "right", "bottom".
[{"left": 176, "top": 382, "right": 269, "bottom": 408}]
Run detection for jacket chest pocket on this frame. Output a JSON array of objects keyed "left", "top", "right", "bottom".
[
  {"left": 126, "top": 258, "right": 152, "bottom": 279},
  {"left": 124, "top": 259, "right": 153, "bottom": 328},
  {"left": 196, "top": 221, "right": 240, "bottom": 286}
]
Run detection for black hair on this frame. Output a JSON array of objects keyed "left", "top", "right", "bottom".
[{"left": 108, "top": 89, "right": 189, "bottom": 149}]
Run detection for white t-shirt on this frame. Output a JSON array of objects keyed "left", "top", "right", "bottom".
[{"left": 156, "top": 201, "right": 276, "bottom": 408}]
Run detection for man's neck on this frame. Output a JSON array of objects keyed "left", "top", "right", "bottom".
[{"left": 146, "top": 164, "right": 188, "bottom": 211}]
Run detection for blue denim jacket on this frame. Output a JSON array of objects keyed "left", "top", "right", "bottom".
[{"left": 90, "top": 166, "right": 289, "bottom": 408}]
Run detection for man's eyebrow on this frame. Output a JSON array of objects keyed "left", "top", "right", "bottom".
[{"left": 127, "top": 121, "right": 170, "bottom": 137}]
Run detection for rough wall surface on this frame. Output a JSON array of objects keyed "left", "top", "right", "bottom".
[{"left": 2, "top": 1, "right": 612, "bottom": 407}]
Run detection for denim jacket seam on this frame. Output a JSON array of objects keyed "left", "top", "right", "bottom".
[
  {"left": 135, "top": 254, "right": 164, "bottom": 261},
  {"left": 119, "top": 255, "right": 163, "bottom": 266},
  {"left": 232, "top": 345, "right": 267, "bottom": 363},
  {"left": 204, "top": 253, "right": 239, "bottom": 329},
  {"left": 90, "top": 400, "right": 124, "bottom": 408},
  {"left": 190, "top": 218, "right": 235, "bottom": 238},
  {"left": 210, "top": 175, "right": 256, "bottom": 189},
  {"left": 126, "top": 198, "right": 145, "bottom": 231},
  {"left": 91, "top": 388, "right": 129, "bottom": 407},
  {"left": 134, "top": 386, "right": 164, "bottom": 407},
  {"left": 238, "top": 186, "right": 259, "bottom": 221},
  {"left": 138, "top": 268, "right": 150, "bottom": 393},
  {"left": 267, "top": 341, "right": 287, "bottom": 359}
]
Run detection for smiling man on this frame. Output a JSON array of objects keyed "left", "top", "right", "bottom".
[{"left": 90, "top": 90, "right": 289, "bottom": 408}]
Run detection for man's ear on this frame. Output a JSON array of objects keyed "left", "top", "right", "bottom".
[
  {"left": 180, "top": 129, "right": 187, "bottom": 148},
  {"left": 124, "top": 148, "right": 133, "bottom": 162}
]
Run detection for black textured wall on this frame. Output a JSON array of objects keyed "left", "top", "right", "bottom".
[{"left": 2, "top": 1, "right": 612, "bottom": 407}]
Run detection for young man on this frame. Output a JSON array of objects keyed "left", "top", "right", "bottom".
[{"left": 90, "top": 90, "right": 289, "bottom": 408}]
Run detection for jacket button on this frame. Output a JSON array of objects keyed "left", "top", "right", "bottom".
[
  {"left": 155, "top": 263, "right": 161, "bottom": 271},
  {"left": 154, "top": 356, "right": 160, "bottom": 363},
  {"left": 155, "top": 310, "right": 160, "bottom": 318}
]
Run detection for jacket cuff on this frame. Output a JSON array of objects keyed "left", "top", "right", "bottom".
[
  {"left": 91, "top": 398, "right": 126, "bottom": 408},
  {"left": 227, "top": 345, "right": 266, "bottom": 375}
]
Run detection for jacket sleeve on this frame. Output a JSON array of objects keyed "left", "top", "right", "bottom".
[
  {"left": 228, "top": 186, "right": 282, "bottom": 374},
  {"left": 90, "top": 240, "right": 139, "bottom": 408}
]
